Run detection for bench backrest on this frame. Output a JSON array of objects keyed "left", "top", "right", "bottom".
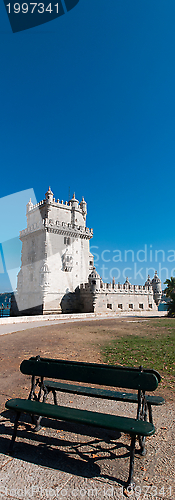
[
  {"left": 29, "top": 356, "right": 161, "bottom": 383},
  {"left": 20, "top": 358, "right": 159, "bottom": 392}
]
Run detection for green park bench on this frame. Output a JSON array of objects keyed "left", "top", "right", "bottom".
[{"left": 5, "top": 356, "right": 165, "bottom": 489}]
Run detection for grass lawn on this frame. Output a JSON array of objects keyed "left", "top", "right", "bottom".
[{"left": 101, "top": 318, "right": 175, "bottom": 392}]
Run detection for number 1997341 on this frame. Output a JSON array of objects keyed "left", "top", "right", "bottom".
[{"left": 6, "top": 3, "right": 59, "bottom": 14}]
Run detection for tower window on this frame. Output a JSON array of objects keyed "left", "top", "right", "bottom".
[
  {"left": 64, "top": 237, "right": 70, "bottom": 245},
  {"left": 139, "top": 303, "right": 143, "bottom": 309},
  {"left": 107, "top": 303, "right": 112, "bottom": 310},
  {"left": 129, "top": 304, "right": 133, "bottom": 309},
  {"left": 118, "top": 304, "right": 123, "bottom": 309},
  {"left": 149, "top": 303, "right": 152, "bottom": 308}
]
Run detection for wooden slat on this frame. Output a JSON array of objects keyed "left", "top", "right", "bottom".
[
  {"left": 29, "top": 357, "right": 162, "bottom": 382},
  {"left": 20, "top": 359, "right": 158, "bottom": 391},
  {"left": 44, "top": 380, "right": 165, "bottom": 405},
  {"left": 5, "top": 398, "right": 155, "bottom": 437}
]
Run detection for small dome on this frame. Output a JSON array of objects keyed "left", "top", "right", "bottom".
[
  {"left": 145, "top": 275, "right": 151, "bottom": 286},
  {"left": 151, "top": 271, "right": 161, "bottom": 284},
  {"left": 45, "top": 186, "right": 53, "bottom": 195},
  {"left": 69, "top": 192, "right": 79, "bottom": 203},
  {"left": 80, "top": 196, "right": 86, "bottom": 204},
  {"left": 80, "top": 195, "right": 87, "bottom": 207},
  {"left": 45, "top": 186, "right": 54, "bottom": 202},
  {"left": 89, "top": 267, "right": 100, "bottom": 280}
]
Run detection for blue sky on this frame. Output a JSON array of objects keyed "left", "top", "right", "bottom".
[{"left": 0, "top": 0, "right": 175, "bottom": 291}]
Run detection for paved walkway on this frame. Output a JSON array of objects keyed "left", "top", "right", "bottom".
[{"left": 0, "top": 311, "right": 166, "bottom": 336}]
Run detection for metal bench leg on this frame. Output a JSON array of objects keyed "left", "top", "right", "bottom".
[
  {"left": 137, "top": 392, "right": 147, "bottom": 456},
  {"left": 53, "top": 390, "right": 57, "bottom": 405},
  {"left": 126, "top": 435, "right": 136, "bottom": 489},
  {"left": 148, "top": 403, "right": 153, "bottom": 424},
  {"left": 34, "top": 416, "right": 42, "bottom": 432},
  {"left": 144, "top": 402, "right": 148, "bottom": 422},
  {"left": 34, "top": 385, "right": 48, "bottom": 431},
  {"left": 139, "top": 435, "right": 146, "bottom": 456},
  {"left": 8, "top": 412, "right": 21, "bottom": 454}
]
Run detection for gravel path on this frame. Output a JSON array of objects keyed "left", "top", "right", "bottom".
[{"left": 0, "top": 396, "right": 174, "bottom": 500}]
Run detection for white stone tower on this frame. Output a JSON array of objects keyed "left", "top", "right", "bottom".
[{"left": 14, "top": 188, "right": 93, "bottom": 315}]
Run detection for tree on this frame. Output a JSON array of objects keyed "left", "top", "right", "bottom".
[{"left": 164, "top": 277, "right": 175, "bottom": 316}]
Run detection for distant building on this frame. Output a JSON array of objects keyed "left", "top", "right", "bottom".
[
  {"left": 63, "top": 270, "right": 161, "bottom": 314},
  {"left": 11, "top": 188, "right": 162, "bottom": 315},
  {"left": 0, "top": 292, "right": 13, "bottom": 317}
]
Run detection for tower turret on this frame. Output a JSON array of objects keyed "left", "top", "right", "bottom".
[
  {"left": 45, "top": 186, "right": 53, "bottom": 204},
  {"left": 26, "top": 198, "right": 33, "bottom": 214},
  {"left": 151, "top": 271, "right": 162, "bottom": 305},
  {"left": 88, "top": 267, "right": 101, "bottom": 292},
  {"left": 26, "top": 198, "right": 34, "bottom": 227},
  {"left": 145, "top": 275, "right": 151, "bottom": 288},
  {"left": 69, "top": 192, "right": 79, "bottom": 209},
  {"left": 69, "top": 193, "right": 79, "bottom": 226},
  {"left": 124, "top": 277, "right": 131, "bottom": 287},
  {"left": 80, "top": 196, "right": 87, "bottom": 221}
]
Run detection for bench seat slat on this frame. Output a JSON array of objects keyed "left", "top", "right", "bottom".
[
  {"left": 5, "top": 398, "right": 155, "bottom": 436},
  {"left": 44, "top": 380, "right": 165, "bottom": 406}
]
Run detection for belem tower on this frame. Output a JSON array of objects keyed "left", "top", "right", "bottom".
[{"left": 12, "top": 187, "right": 162, "bottom": 316}]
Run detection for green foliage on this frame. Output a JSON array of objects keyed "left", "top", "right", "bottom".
[
  {"left": 101, "top": 320, "right": 175, "bottom": 390},
  {"left": 164, "top": 277, "right": 175, "bottom": 316}
]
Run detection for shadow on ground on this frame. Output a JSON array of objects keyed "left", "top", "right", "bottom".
[{"left": 0, "top": 409, "right": 133, "bottom": 487}]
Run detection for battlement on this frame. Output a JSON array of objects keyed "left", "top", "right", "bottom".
[
  {"left": 27, "top": 199, "right": 86, "bottom": 212},
  {"left": 44, "top": 219, "right": 93, "bottom": 237},
  {"left": 24, "top": 188, "right": 92, "bottom": 241},
  {"left": 26, "top": 189, "right": 87, "bottom": 216},
  {"left": 20, "top": 219, "right": 44, "bottom": 237},
  {"left": 77, "top": 281, "right": 152, "bottom": 295},
  {"left": 20, "top": 218, "right": 93, "bottom": 239},
  {"left": 44, "top": 219, "right": 93, "bottom": 233}
]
